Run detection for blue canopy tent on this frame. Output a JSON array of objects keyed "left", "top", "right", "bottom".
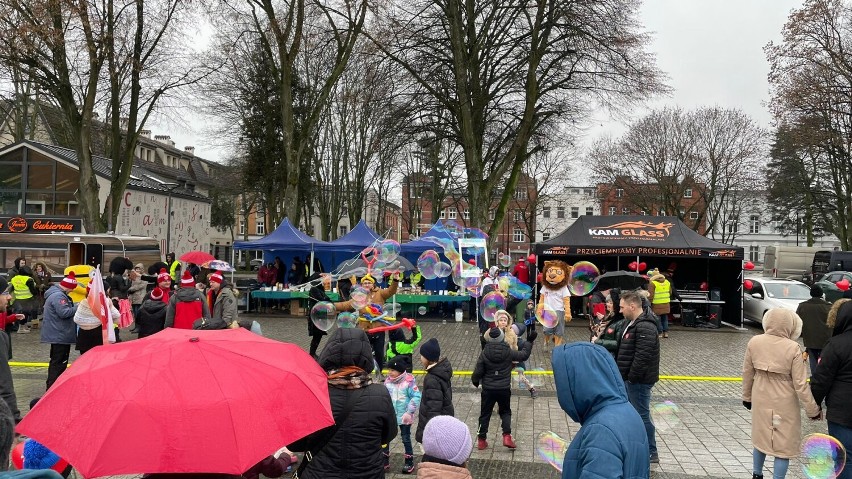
[
  {"left": 400, "top": 221, "right": 479, "bottom": 292},
  {"left": 233, "top": 218, "right": 331, "bottom": 279},
  {"left": 314, "top": 219, "right": 387, "bottom": 275}
]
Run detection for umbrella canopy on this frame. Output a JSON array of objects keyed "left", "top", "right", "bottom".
[
  {"left": 180, "top": 250, "right": 216, "bottom": 265},
  {"left": 17, "top": 328, "right": 333, "bottom": 478},
  {"left": 333, "top": 255, "right": 416, "bottom": 277},
  {"left": 594, "top": 271, "right": 648, "bottom": 291},
  {"left": 202, "top": 260, "right": 235, "bottom": 272}
]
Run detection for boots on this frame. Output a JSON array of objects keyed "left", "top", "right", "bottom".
[
  {"left": 553, "top": 336, "right": 563, "bottom": 346},
  {"left": 401, "top": 454, "right": 414, "bottom": 474},
  {"left": 502, "top": 433, "right": 516, "bottom": 449},
  {"left": 752, "top": 474, "right": 763, "bottom": 479},
  {"left": 383, "top": 451, "right": 390, "bottom": 472},
  {"left": 529, "top": 386, "right": 538, "bottom": 399},
  {"left": 477, "top": 437, "right": 488, "bottom": 450}
]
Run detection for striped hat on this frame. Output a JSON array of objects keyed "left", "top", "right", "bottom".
[
  {"left": 157, "top": 268, "right": 171, "bottom": 284},
  {"left": 209, "top": 271, "right": 223, "bottom": 284},
  {"left": 59, "top": 272, "right": 77, "bottom": 290},
  {"left": 180, "top": 270, "right": 195, "bottom": 288}
]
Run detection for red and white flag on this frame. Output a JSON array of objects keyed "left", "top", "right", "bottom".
[{"left": 88, "top": 266, "right": 116, "bottom": 344}]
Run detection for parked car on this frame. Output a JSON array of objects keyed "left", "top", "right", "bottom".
[
  {"left": 815, "top": 271, "right": 852, "bottom": 303},
  {"left": 743, "top": 277, "right": 811, "bottom": 323}
]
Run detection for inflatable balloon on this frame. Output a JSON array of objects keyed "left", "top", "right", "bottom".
[
  {"left": 628, "top": 261, "right": 638, "bottom": 271},
  {"left": 744, "top": 280, "right": 754, "bottom": 290},
  {"left": 638, "top": 262, "right": 647, "bottom": 272},
  {"left": 527, "top": 254, "right": 536, "bottom": 263},
  {"left": 743, "top": 261, "right": 755, "bottom": 271},
  {"left": 699, "top": 281, "right": 709, "bottom": 291},
  {"left": 837, "top": 279, "right": 850, "bottom": 291}
]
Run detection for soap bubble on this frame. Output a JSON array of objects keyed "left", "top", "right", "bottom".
[
  {"left": 350, "top": 286, "right": 371, "bottom": 310},
  {"left": 434, "top": 262, "right": 453, "bottom": 278},
  {"left": 568, "top": 261, "right": 600, "bottom": 296},
  {"left": 499, "top": 252, "right": 511, "bottom": 268},
  {"left": 377, "top": 239, "right": 400, "bottom": 263},
  {"left": 801, "top": 433, "right": 846, "bottom": 479},
  {"left": 651, "top": 400, "right": 681, "bottom": 432},
  {"left": 536, "top": 431, "right": 568, "bottom": 472},
  {"left": 417, "top": 250, "right": 441, "bottom": 280},
  {"left": 418, "top": 306, "right": 427, "bottom": 315},
  {"left": 310, "top": 302, "right": 336, "bottom": 331},
  {"left": 337, "top": 312, "right": 358, "bottom": 329},
  {"left": 480, "top": 291, "right": 506, "bottom": 322},
  {"left": 536, "top": 302, "right": 559, "bottom": 328}
]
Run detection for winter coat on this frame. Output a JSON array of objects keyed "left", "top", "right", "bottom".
[
  {"left": 416, "top": 462, "right": 472, "bottom": 479},
  {"left": 384, "top": 372, "right": 421, "bottom": 423},
  {"left": 415, "top": 358, "right": 454, "bottom": 443},
  {"left": 128, "top": 278, "right": 148, "bottom": 306},
  {"left": 136, "top": 298, "right": 168, "bottom": 338},
  {"left": 333, "top": 280, "right": 398, "bottom": 332},
  {"left": 386, "top": 326, "right": 422, "bottom": 363},
  {"left": 795, "top": 297, "right": 833, "bottom": 350},
  {"left": 256, "top": 266, "right": 276, "bottom": 286},
  {"left": 743, "top": 308, "right": 820, "bottom": 458},
  {"left": 595, "top": 318, "right": 628, "bottom": 357},
  {"left": 553, "top": 342, "right": 650, "bottom": 479},
  {"left": 811, "top": 299, "right": 852, "bottom": 428},
  {"left": 32, "top": 264, "right": 52, "bottom": 295},
  {"left": 106, "top": 274, "right": 130, "bottom": 299},
  {"left": 289, "top": 328, "right": 397, "bottom": 479},
  {"left": 164, "top": 287, "right": 210, "bottom": 330},
  {"left": 211, "top": 284, "right": 239, "bottom": 326},
  {"left": 40, "top": 285, "right": 78, "bottom": 345},
  {"left": 615, "top": 312, "right": 660, "bottom": 385},
  {"left": 471, "top": 340, "right": 532, "bottom": 390},
  {"left": 73, "top": 296, "right": 120, "bottom": 330}
]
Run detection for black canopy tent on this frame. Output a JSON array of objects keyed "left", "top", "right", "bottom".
[{"left": 534, "top": 216, "right": 744, "bottom": 326}]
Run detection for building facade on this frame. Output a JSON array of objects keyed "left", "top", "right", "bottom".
[
  {"left": 535, "top": 186, "right": 600, "bottom": 242},
  {"left": 597, "top": 177, "right": 708, "bottom": 234}
]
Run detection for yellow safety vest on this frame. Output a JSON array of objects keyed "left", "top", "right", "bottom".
[
  {"left": 169, "top": 260, "right": 181, "bottom": 281},
  {"left": 652, "top": 279, "right": 671, "bottom": 305},
  {"left": 410, "top": 272, "right": 422, "bottom": 284},
  {"left": 10, "top": 275, "right": 33, "bottom": 300}
]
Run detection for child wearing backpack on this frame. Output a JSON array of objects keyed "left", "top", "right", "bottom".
[
  {"left": 384, "top": 355, "right": 422, "bottom": 474},
  {"left": 386, "top": 324, "right": 421, "bottom": 372}
]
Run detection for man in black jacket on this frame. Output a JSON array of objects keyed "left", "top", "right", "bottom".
[
  {"left": 472, "top": 327, "right": 535, "bottom": 450},
  {"left": 796, "top": 284, "right": 833, "bottom": 375},
  {"left": 616, "top": 290, "right": 660, "bottom": 463}
]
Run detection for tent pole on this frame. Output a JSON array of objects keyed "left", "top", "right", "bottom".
[{"left": 309, "top": 248, "right": 315, "bottom": 277}]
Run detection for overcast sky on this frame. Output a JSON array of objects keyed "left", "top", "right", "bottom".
[{"left": 152, "top": 0, "right": 804, "bottom": 166}]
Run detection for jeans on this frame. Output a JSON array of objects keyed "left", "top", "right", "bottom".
[
  {"left": 806, "top": 348, "right": 822, "bottom": 377},
  {"left": 753, "top": 448, "right": 790, "bottom": 479},
  {"left": 658, "top": 314, "right": 669, "bottom": 333},
  {"left": 478, "top": 388, "right": 512, "bottom": 438},
  {"left": 625, "top": 381, "right": 656, "bottom": 456},
  {"left": 384, "top": 424, "right": 414, "bottom": 456},
  {"left": 46, "top": 343, "right": 71, "bottom": 390},
  {"left": 828, "top": 421, "right": 852, "bottom": 479}
]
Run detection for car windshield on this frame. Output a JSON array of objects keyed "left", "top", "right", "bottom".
[{"left": 764, "top": 283, "right": 811, "bottom": 300}]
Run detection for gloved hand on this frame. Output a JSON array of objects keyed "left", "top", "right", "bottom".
[
  {"left": 742, "top": 401, "right": 751, "bottom": 410},
  {"left": 401, "top": 412, "right": 414, "bottom": 425},
  {"left": 472, "top": 381, "right": 480, "bottom": 388},
  {"left": 527, "top": 331, "right": 538, "bottom": 343}
]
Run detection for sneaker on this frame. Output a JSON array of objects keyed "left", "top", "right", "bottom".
[
  {"left": 650, "top": 453, "right": 659, "bottom": 464},
  {"left": 477, "top": 437, "right": 488, "bottom": 450},
  {"left": 529, "top": 387, "right": 538, "bottom": 399},
  {"left": 16, "top": 326, "right": 31, "bottom": 334},
  {"left": 401, "top": 454, "right": 415, "bottom": 474},
  {"left": 502, "top": 433, "right": 516, "bottom": 449}
]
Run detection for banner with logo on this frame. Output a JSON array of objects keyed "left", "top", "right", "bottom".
[
  {"left": 536, "top": 216, "right": 743, "bottom": 259},
  {"left": 0, "top": 216, "right": 83, "bottom": 234}
]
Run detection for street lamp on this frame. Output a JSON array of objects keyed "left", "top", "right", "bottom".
[{"left": 144, "top": 175, "right": 181, "bottom": 254}]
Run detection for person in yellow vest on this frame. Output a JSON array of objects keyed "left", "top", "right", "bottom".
[
  {"left": 166, "top": 252, "right": 181, "bottom": 283},
  {"left": 9, "top": 267, "right": 38, "bottom": 334},
  {"left": 648, "top": 268, "right": 680, "bottom": 338}
]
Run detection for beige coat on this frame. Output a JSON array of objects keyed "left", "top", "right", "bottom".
[
  {"left": 742, "top": 308, "right": 820, "bottom": 458},
  {"left": 416, "top": 462, "right": 472, "bottom": 479}
]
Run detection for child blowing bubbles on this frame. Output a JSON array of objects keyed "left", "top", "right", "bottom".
[{"left": 384, "top": 354, "right": 422, "bottom": 474}]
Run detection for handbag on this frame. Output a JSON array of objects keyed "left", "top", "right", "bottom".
[{"left": 293, "top": 387, "right": 365, "bottom": 478}]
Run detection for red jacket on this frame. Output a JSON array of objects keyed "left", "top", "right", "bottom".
[
  {"left": 512, "top": 262, "right": 530, "bottom": 284},
  {"left": 257, "top": 266, "right": 276, "bottom": 286},
  {"left": 0, "top": 311, "right": 18, "bottom": 328}
]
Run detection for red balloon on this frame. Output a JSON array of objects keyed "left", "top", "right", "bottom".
[
  {"left": 467, "top": 258, "right": 476, "bottom": 265},
  {"left": 536, "top": 272, "right": 543, "bottom": 283},
  {"left": 699, "top": 281, "right": 709, "bottom": 291},
  {"left": 744, "top": 279, "right": 754, "bottom": 290},
  {"left": 744, "top": 261, "right": 755, "bottom": 271},
  {"left": 638, "top": 262, "right": 647, "bottom": 272},
  {"left": 527, "top": 254, "right": 536, "bottom": 263},
  {"left": 628, "top": 262, "right": 638, "bottom": 271},
  {"left": 837, "top": 279, "right": 850, "bottom": 291}
]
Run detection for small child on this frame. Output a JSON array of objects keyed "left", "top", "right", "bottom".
[
  {"left": 418, "top": 416, "right": 474, "bottom": 478},
  {"left": 386, "top": 324, "right": 422, "bottom": 372},
  {"left": 472, "top": 313, "right": 535, "bottom": 450},
  {"left": 511, "top": 321, "right": 538, "bottom": 398},
  {"left": 384, "top": 355, "right": 422, "bottom": 474},
  {"left": 523, "top": 299, "right": 536, "bottom": 341},
  {"left": 415, "top": 338, "right": 454, "bottom": 445}
]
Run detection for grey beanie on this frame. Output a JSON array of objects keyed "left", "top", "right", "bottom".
[{"left": 486, "top": 327, "right": 504, "bottom": 343}]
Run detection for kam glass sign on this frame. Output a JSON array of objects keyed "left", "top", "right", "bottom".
[{"left": 0, "top": 216, "right": 83, "bottom": 234}]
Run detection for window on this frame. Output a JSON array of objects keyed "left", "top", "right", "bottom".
[
  {"left": 543, "top": 206, "right": 551, "bottom": 218},
  {"left": 749, "top": 215, "right": 760, "bottom": 234},
  {"left": 408, "top": 183, "right": 421, "bottom": 198},
  {"left": 571, "top": 207, "right": 579, "bottom": 218},
  {"left": 255, "top": 211, "right": 265, "bottom": 235},
  {"left": 514, "top": 209, "right": 523, "bottom": 221},
  {"left": 684, "top": 188, "right": 693, "bottom": 198},
  {"left": 690, "top": 211, "right": 699, "bottom": 219},
  {"left": 586, "top": 207, "right": 594, "bottom": 215},
  {"left": 542, "top": 232, "right": 551, "bottom": 241},
  {"left": 622, "top": 207, "right": 629, "bottom": 214},
  {"left": 728, "top": 220, "right": 739, "bottom": 234},
  {"left": 513, "top": 189, "right": 527, "bottom": 200},
  {"left": 239, "top": 218, "right": 246, "bottom": 235},
  {"left": 448, "top": 208, "right": 457, "bottom": 219},
  {"left": 658, "top": 209, "right": 665, "bottom": 216},
  {"left": 749, "top": 245, "right": 759, "bottom": 263},
  {"left": 557, "top": 207, "right": 565, "bottom": 219},
  {"left": 439, "top": 209, "right": 445, "bottom": 219},
  {"left": 572, "top": 189, "right": 580, "bottom": 194},
  {"left": 616, "top": 188, "right": 624, "bottom": 198},
  {"left": 339, "top": 226, "right": 348, "bottom": 236},
  {"left": 464, "top": 209, "right": 470, "bottom": 219},
  {"left": 489, "top": 210, "right": 495, "bottom": 220},
  {"left": 513, "top": 228, "right": 526, "bottom": 243},
  {"left": 679, "top": 209, "right": 685, "bottom": 217},
  {"left": 608, "top": 206, "right": 616, "bottom": 215}
]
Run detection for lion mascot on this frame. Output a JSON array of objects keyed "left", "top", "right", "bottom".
[{"left": 537, "top": 260, "right": 572, "bottom": 346}]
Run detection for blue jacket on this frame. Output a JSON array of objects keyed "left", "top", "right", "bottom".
[
  {"left": 384, "top": 372, "right": 421, "bottom": 423},
  {"left": 40, "top": 285, "right": 78, "bottom": 345},
  {"left": 552, "top": 342, "right": 649, "bottom": 479}
]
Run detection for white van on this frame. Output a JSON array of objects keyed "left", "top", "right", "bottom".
[{"left": 763, "top": 246, "right": 823, "bottom": 280}]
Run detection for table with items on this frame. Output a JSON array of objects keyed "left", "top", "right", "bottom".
[
  {"left": 249, "top": 288, "right": 469, "bottom": 317},
  {"left": 672, "top": 290, "right": 726, "bottom": 327}
]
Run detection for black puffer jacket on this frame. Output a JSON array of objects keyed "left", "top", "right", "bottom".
[
  {"left": 811, "top": 300, "right": 852, "bottom": 428},
  {"left": 136, "top": 298, "right": 167, "bottom": 338},
  {"left": 289, "top": 328, "right": 397, "bottom": 479},
  {"left": 471, "top": 340, "right": 532, "bottom": 390},
  {"left": 615, "top": 312, "right": 660, "bottom": 384},
  {"left": 415, "top": 358, "right": 454, "bottom": 443}
]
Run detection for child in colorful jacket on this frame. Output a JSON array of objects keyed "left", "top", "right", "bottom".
[
  {"left": 384, "top": 354, "right": 422, "bottom": 474},
  {"left": 385, "top": 325, "right": 422, "bottom": 372}
]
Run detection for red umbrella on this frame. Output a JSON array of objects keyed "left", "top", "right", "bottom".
[
  {"left": 179, "top": 250, "right": 216, "bottom": 265},
  {"left": 17, "top": 328, "right": 333, "bottom": 478}
]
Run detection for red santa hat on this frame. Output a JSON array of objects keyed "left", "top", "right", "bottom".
[
  {"left": 157, "top": 268, "right": 171, "bottom": 284},
  {"left": 150, "top": 288, "right": 164, "bottom": 300},
  {"left": 180, "top": 270, "right": 195, "bottom": 288},
  {"left": 60, "top": 272, "right": 77, "bottom": 290},
  {"left": 209, "top": 271, "right": 224, "bottom": 285}
]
